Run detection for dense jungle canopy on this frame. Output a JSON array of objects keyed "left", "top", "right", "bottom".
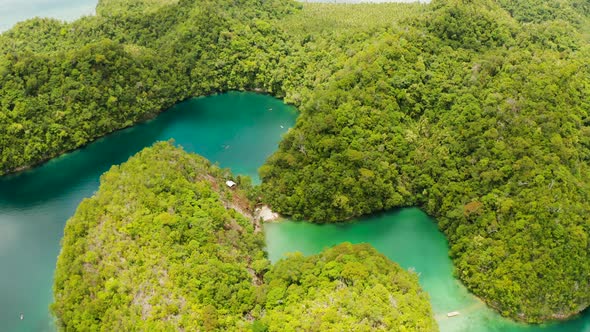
[
  {"left": 1, "top": 0, "right": 589, "bottom": 323},
  {"left": 52, "top": 142, "right": 437, "bottom": 331}
]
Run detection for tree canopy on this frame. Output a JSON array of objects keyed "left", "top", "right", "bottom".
[
  {"left": 52, "top": 142, "right": 436, "bottom": 331},
  {"left": 2, "top": 0, "right": 589, "bottom": 323},
  {"left": 263, "top": 243, "right": 437, "bottom": 332},
  {"left": 260, "top": 0, "right": 590, "bottom": 322}
]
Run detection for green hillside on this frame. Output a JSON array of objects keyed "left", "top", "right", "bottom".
[
  {"left": 0, "top": 0, "right": 588, "bottom": 323},
  {"left": 52, "top": 142, "right": 437, "bottom": 331}
]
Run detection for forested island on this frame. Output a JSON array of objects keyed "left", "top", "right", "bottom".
[
  {"left": 52, "top": 142, "right": 437, "bottom": 331},
  {"left": 1, "top": 0, "right": 589, "bottom": 326}
]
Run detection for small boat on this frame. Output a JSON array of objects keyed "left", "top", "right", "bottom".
[
  {"left": 20, "top": 313, "right": 24, "bottom": 320},
  {"left": 280, "top": 125, "right": 284, "bottom": 129},
  {"left": 447, "top": 311, "right": 460, "bottom": 317}
]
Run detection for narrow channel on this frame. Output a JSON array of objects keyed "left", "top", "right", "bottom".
[{"left": 0, "top": 92, "right": 297, "bottom": 331}]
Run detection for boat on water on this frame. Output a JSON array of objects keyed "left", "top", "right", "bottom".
[{"left": 447, "top": 311, "right": 460, "bottom": 317}]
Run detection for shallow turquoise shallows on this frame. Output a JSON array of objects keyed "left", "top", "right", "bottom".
[
  {"left": 265, "top": 210, "right": 590, "bottom": 332},
  {"left": 0, "top": 92, "right": 297, "bottom": 331}
]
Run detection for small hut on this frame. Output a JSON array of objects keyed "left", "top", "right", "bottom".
[{"left": 225, "top": 180, "right": 237, "bottom": 188}]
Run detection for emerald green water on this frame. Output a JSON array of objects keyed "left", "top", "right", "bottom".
[
  {"left": 0, "top": 92, "right": 297, "bottom": 331},
  {"left": 265, "top": 210, "right": 590, "bottom": 332},
  {"left": 0, "top": 92, "right": 588, "bottom": 331}
]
